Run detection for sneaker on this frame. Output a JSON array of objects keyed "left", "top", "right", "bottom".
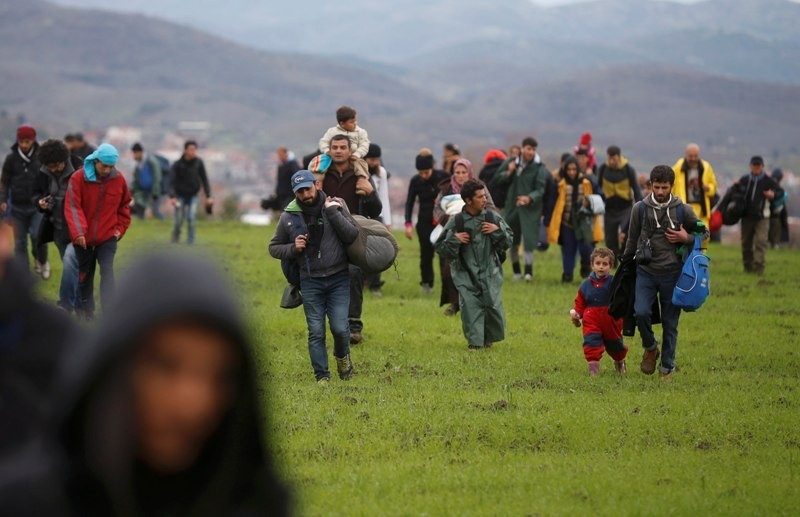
[
  {"left": 370, "top": 288, "right": 382, "bottom": 298},
  {"left": 350, "top": 331, "right": 363, "bottom": 345},
  {"left": 588, "top": 361, "right": 600, "bottom": 376},
  {"left": 614, "top": 360, "right": 627, "bottom": 374},
  {"left": 443, "top": 304, "right": 457, "bottom": 316},
  {"left": 421, "top": 283, "right": 433, "bottom": 295},
  {"left": 561, "top": 272, "right": 573, "bottom": 283},
  {"left": 523, "top": 273, "right": 532, "bottom": 282},
  {"left": 316, "top": 377, "right": 330, "bottom": 386},
  {"left": 484, "top": 342, "right": 493, "bottom": 348},
  {"left": 34, "top": 260, "right": 43, "bottom": 274},
  {"left": 640, "top": 347, "right": 660, "bottom": 375},
  {"left": 468, "top": 344, "right": 483, "bottom": 351},
  {"left": 41, "top": 261, "right": 51, "bottom": 280},
  {"left": 335, "top": 355, "right": 354, "bottom": 380},
  {"left": 659, "top": 371, "right": 673, "bottom": 382},
  {"left": 512, "top": 273, "right": 522, "bottom": 281}
]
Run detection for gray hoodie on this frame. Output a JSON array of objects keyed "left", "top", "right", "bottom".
[{"left": 624, "top": 193, "right": 705, "bottom": 275}]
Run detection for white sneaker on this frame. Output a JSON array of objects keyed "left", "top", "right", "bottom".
[
  {"left": 512, "top": 273, "right": 522, "bottom": 281},
  {"left": 34, "top": 260, "right": 43, "bottom": 274},
  {"left": 524, "top": 273, "right": 532, "bottom": 282},
  {"left": 41, "top": 261, "right": 51, "bottom": 280}
]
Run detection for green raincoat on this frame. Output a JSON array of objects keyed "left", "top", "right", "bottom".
[
  {"left": 436, "top": 209, "right": 513, "bottom": 348},
  {"left": 491, "top": 158, "right": 547, "bottom": 252}
]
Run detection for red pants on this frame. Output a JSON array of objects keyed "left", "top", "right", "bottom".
[{"left": 581, "top": 306, "right": 627, "bottom": 362}]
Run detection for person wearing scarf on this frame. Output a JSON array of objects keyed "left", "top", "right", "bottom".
[
  {"left": 433, "top": 158, "right": 495, "bottom": 316},
  {"left": 64, "top": 143, "right": 131, "bottom": 319},
  {"left": 0, "top": 125, "right": 50, "bottom": 277},
  {"left": 548, "top": 156, "right": 603, "bottom": 282}
]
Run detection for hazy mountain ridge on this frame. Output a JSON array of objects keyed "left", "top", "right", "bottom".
[{"left": 2, "top": 0, "right": 800, "bottom": 176}]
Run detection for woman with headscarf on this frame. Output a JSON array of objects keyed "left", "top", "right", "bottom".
[
  {"left": 433, "top": 158, "right": 495, "bottom": 316},
  {"left": 0, "top": 251, "right": 291, "bottom": 516},
  {"left": 548, "top": 156, "right": 603, "bottom": 282}
]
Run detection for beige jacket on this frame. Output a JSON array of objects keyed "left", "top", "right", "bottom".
[{"left": 319, "top": 125, "right": 370, "bottom": 158}]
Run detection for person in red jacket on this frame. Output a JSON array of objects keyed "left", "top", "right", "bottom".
[
  {"left": 570, "top": 247, "right": 628, "bottom": 376},
  {"left": 65, "top": 143, "right": 131, "bottom": 319}
]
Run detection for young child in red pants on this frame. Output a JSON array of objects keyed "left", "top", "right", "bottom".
[{"left": 570, "top": 247, "right": 628, "bottom": 376}]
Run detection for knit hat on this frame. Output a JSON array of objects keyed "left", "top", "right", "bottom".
[
  {"left": 580, "top": 132, "right": 592, "bottom": 146},
  {"left": 365, "top": 143, "right": 382, "bottom": 159},
  {"left": 483, "top": 149, "right": 507, "bottom": 165},
  {"left": 308, "top": 154, "right": 332, "bottom": 174},
  {"left": 83, "top": 143, "right": 119, "bottom": 181},
  {"left": 415, "top": 153, "right": 434, "bottom": 171},
  {"left": 17, "top": 125, "right": 36, "bottom": 142}
]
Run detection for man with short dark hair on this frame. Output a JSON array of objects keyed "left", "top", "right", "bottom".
[
  {"left": 71, "top": 132, "right": 95, "bottom": 161},
  {"left": 436, "top": 179, "right": 513, "bottom": 350},
  {"left": 623, "top": 165, "right": 708, "bottom": 381},
  {"left": 269, "top": 169, "right": 359, "bottom": 384},
  {"left": 33, "top": 139, "right": 80, "bottom": 312},
  {"left": 491, "top": 137, "right": 546, "bottom": 281},
  {"left": 322, "top": 134, "right": 382, "bottom": 344},
  {"left": 597, "top": 145, "right": 642, "bottom": 262},
  {"left": 169, "top": 140, "right": 213, "bottom": 244},
  {"left": 1, "top": 125, "right": 49, "bottom": 278},
  {"left": 130, "top": 142, "right": 163, "bottom": 220},
  {"left": 738, "top": 156, "right": 783, "bottom": 275}
]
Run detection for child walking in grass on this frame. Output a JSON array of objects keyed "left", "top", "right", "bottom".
[{"left": 570, "top": 247, "right": 628, "bottom": 376}]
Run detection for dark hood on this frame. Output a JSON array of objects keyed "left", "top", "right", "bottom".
[{"left": 53, "top": 251, "right": 289, "bottom": 516}]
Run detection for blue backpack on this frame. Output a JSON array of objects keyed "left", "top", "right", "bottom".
[{"left": 672, "top": 234, "right": 710, "bottom": 312}]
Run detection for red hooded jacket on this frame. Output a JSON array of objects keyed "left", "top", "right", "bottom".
[{"left": 65, "top": 168, "right": 131, "bottom": 246}]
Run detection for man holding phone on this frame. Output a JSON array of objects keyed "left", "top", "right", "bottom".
[{"left": 269, "top": 170, "right": 359, "bottom": 385}]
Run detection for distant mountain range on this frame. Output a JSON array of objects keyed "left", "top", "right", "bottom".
[{"left": 3, "top": 0, "right": 800, "bottom": 176}]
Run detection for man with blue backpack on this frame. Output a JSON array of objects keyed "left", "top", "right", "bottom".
[
  {"left": 623, "top": 165, "right": 709, "bottom": 381},
  {"left": 130, "top": 143, "right": 162, "bottom": 220}
]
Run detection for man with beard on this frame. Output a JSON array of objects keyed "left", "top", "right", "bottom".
[
  {"left": 1, "top": 125, "right": 49, "bottom": 277},
  {"left": 623, "top": 165, "right": 708, "bottom": 381},
  {"left": 322, "top": 134, "right": 382, "bottom": 344},
  {"left": 672, "top": 143, "right": 718, "bottom": 230},
  {"left": 269, "top": 170, "right": 359, "bottom": 384}
]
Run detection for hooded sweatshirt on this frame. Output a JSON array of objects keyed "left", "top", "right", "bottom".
[
  {"left": 1, "top": 142, "right": 41, "bottom": 211},
  {"left": 0, "top": 252, "right": 290, "bottom": 517},
  {"left": 623, "top": 193, "right": 706, "bottom": 275}
]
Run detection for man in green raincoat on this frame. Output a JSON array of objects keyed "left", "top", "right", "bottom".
[
  {"left": 436, "top": 179, "right": 513, "bottom": 350},
  {"left": 491, "top": 137, "right": 548, "bottom": 282}
]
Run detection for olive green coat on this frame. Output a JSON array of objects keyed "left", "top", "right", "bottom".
[
  {"left": 435, "top": 209, "right": 513, "bottom": 347},
  {"left": 491, "top": 158, "right": 548, "bottom": 251}
]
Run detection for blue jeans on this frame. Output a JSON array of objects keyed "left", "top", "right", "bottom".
[
  {"left": 300, "top": 271, "right": 351, "bottom": 380},
  {"left": 11, "top": 209, "right": 48, "bottom": 269},
  {"left": 54, "top": 238, "right": 80, "bottom": 311},
  {"left": 74, "top": 238, "right": 118, "bottom": 315},
  {"left": 559, "top": 224, "right": 593, "bottom": 277},
  {"left": 634, "top": 267, "right": 682, "bottom": 373},
  {"left": 172, "top": 195, "right": 199, "bottom": 244}
]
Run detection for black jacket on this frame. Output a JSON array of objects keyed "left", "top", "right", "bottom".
[
  {"left": 0, "top": 258, "right": 76, "bottom": 457},
  {"left": 32, "top": 161, "right": 77, "bottom": 243},
  {"left": 169, "top": 156, "right": 211, "bottom": 199},
  {"left": 0, "top": 252, "right": 290, "bottom": 517},
  {"left": 479, "top": 159, "right": 507, "bottom": 209},
  {"left": 1, "top": 142, "right": 40, "bottom": 212},
  {"left": 275, "top": 159, "right": 300, "bottom": 206},
  {"left": 739, "top": 173, "right": 784, "bottom": 220},
  {"left": 405, "top": 169, "right": 447, "bottom": 226}
]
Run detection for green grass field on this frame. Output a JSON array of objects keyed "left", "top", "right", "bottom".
[{"left": 36, "top": 219, "right": 800, "bottom": 516}]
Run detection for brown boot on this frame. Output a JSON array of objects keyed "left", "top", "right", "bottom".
[{"left": 640, "top": 347, "right": 660, "bottom": 375}]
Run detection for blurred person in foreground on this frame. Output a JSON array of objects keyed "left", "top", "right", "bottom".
[
  {"left": 0, "top": 251, "right": 291, "bottom": 516},
  {"left": 0, "top": 221, "right": 75, "bottom": 457}
]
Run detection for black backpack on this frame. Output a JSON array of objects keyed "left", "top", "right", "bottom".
[{"left": 453, "top": 210, "right": 506, "bottom": 264}]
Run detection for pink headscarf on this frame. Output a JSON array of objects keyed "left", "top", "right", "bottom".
[{"left": 450, "top": 158, "right": 474, "bottom": 194}]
